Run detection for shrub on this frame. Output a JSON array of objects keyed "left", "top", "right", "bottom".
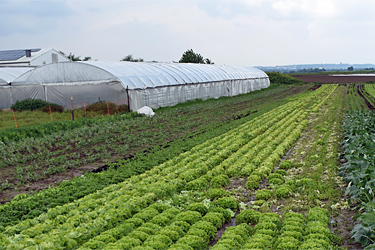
[
  {"left": 174, "top": 211, "right": 202, "bottom": 225},
  {"left": 40, "top": 103, "right": 64, "bottom": 113},
  {"left": 254, "top": 222, "right": 278, "bottom": 231},
  {"left": 143, "top": 234, "right": 172, "bottom": 249},
  {"left": 212, "top": 197, "right": 239, "bottom": 211},
  {"left": 266, "top": 72, "right": 304, "bottom": 85},
  {"left": 190, "top": 221, "right": 217, "bottom": 240},
  {"left": 253, "top": 200, "right": 266, "bottom": 206},
  {"left": 236, "top": 209, "right": 260, "bottom": 225},
  {"left": 269, "top": 178, "right": 284, "bottom": 185},
  {"left": 171, "top": 221, "right": 191, "bottom": 233},
  {"left": 128, "top": 230, "right": 150, "bottom": 242},
  {"left": 159, "top": 229, "right": 181, "bottom": 242},
  {"left": 186, "top": 178, "right": 208, "bottom": 191},
  {"left": 275, "top": 236, "right": 299, "bottom": 249},
  {"left": 279, "top": 160, "right": 292, "bottom": 169},
  {"left": 86, "top": 101, "right": 118, "bottom": 115},
  {"left": 186, "top": 203, "right": 208, "bottom": 216},
  {"left": 11, "top": 98, "right": 64, "bottom": 112},
  {"left": 202, "top": 212, "right": 225, "bottom": 229},
  {"left": 150, "top": 215, "right": 171, "bottom": 227},
  {"left": 274, "top": 169, "right": 287, "bottom": 176},
  {"left": 133, "top": 208, "right": 159, "bottom": 222},
  {"left": 205, "top": 188, "right": 229, "bottom": 200},
  {"left": 245, "top": 180, "right": 260, "bottom": 190},
  {"left": 255, "top": 189, "right": 272, "bottom": 200},
  {"left": 209, "top": 206, "right": 231, "bottom": 222},
  {"left": 274, "top": 185, "right": 292, "bottom": 198},
  {"left": 210, "top": 174, "right": 230, "bottom": 188},
  {"left": 169, "top": 243, "right": 194, "bottom": 250},
  {"left": 117, "top": 104, "right": 129, "bottom": 113},
  {"left": 176, "top": 235, "right": 207, "bottom": 250},
  {"left": 268, "top": 173, "right": 283, "bottom": 180},
  {"left": 187, "top": 228, "right": 210, "bottom": 243}
]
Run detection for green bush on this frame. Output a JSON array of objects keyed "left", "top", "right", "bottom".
[
  {"left": 255, "top": 189, "right": 272, "bottom": 200},
  {"left": 212, "top": 197, "right": 239, "bottom": 211},
  {"left": 209, "top": 206, "right": 231, "bottom": 222},
  {"left": 133, "top": 208, "right": 159, "bottom": 222},
  {"left": 159, "top": 229, "right": 181, "bottom": 242},
  {"left": 254, "top": 222, "right": 278, "bottom": 231},
  {"left": 210, "top": 174, "right": 230, "bottom": 188},
  {"left": 186, "top": 203, "right": 208, "bottom": 216},
  {"left": 176, "top": 235, "right": 207, "bottom": 250},
  {"left": 169, "top": 243, "right": 194, "bottom": 250},
  {"left": 275, "top": 236, "right": 299, "bottom": 249},
  {"left": 274, "top": 169, "right": 287, "bottom": 176},
  {"left": 39, "top": 103, "right": 64, "bottom": 113},
  {"left": 174, "top": 211, "right": 202, "bottom": 225},
  {"left": 269, "top": 178, "right": 284, "bottom": 185},
  {"left": 245, "top": 180, "right": 260, "bottom": 190},
  {"left": 268, "top": 173, "right": 283, "bottom": 180},
  {"left": 190, "top": 221, "right": 217, "bottom": 240},
  {"left": 266, "top": 72, "right": 304, "bottom": 85},
  {"left": 126, "top": 217, "right": 145, "bottom": 227},
  {"left": 205, "top": 188, "right": 229, "bottom": 200},
  {"left": 171, "top": 221, "right": 191, "bottom": 233},
  {"left": 11, "top": 98, "right": 64, "bottom": 112},
  {"left": 202, "top": 212, "right": 225, "bottom": 229},
  {"left": 128, "top": 230, "right": 150, "bottom": 242},
  {"left": 187, "top": 228, "right": 210, "bottom": 243},
  {"left": 150, "top": 214, "right": 171, "bottom": 227},
  {"left": 279, "top": 160, "right": 292, "bottom": 169},
  {"left": 274, "top": 185, "right": 292, "bottom": 198},
  {"left": 143, "top": 234, "right": 172, "bottom": 250},
  {"left": 236, "top": 209, "right": 260, "bottom": 225},
  {"left": 186, "top": 178, "right": 208, "bottom": 191}
]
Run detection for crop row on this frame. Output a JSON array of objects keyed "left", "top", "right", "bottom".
[
  {"left": 213, "top": 207, "right": 334, "bottom": 249},
  {"left": 0, "top": 85, "right": 302, "bottom": 228},
  {"left": 340, "top": 110, "right": 375, "bottom": 249},
  {"left": 0, "top": 85, "right": 336, "bottom": 249}
]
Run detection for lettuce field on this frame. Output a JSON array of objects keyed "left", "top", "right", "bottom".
[{"left": 1, "top": 83, "right": 375, "bottom": 249}]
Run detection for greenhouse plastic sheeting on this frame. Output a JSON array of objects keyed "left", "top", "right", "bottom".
[
  {"left": 1, "top": 61, "right": 270, "bottom": 110},
  {"left": 0, "top": 67, "right": 33, "bottom": 86}
]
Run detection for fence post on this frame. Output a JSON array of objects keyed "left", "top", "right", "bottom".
[
  {"left": 84, "top": 102, "right": 87, "bottom": 118},
  {"left": 106, "top": 101, "right": 110, "bottom": 116},
  {"left": 71, "top": 96, "right": 74, "bottom": 121},
  {"left": 12, "top": 109, "right": 18, "bottom": 128},
  {"left": 49, "top": 105, "right": 53, "bottom": 121}
]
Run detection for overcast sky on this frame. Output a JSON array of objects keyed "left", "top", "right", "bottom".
[{"left": 1, "top": 0, "right": 374, "bottom": 66}]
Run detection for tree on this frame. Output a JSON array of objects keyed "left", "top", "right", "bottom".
[
  {"left": 179, "top": 49, "right": 214, "bottom": 64},
  {"left": 348, "top": 66, "right": 354, "bottom": 71},
  {"left": 59, "top": 51, "right": 91, "bottom": 61},
  {"left": 121, "top": 54, "right": 144, "bottom": 62}
]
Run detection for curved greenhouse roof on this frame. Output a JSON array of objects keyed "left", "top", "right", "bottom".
[
  {"left": 0, "top": 67, "right": 33, "bottom": 85},
  {"left": 13, "top": 61, "right": 268, "bottom": 89}
]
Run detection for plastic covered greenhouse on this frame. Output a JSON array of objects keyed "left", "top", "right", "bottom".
[
  {"left": 1, "top": 61, "right": 270, "bottom": 110},
  {"left": 0, "top": 67, "right": 33, "bottom": 109}
]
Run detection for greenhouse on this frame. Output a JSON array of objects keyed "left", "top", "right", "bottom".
[
  {"left": 1, "top": 61, "right": 270, "bottom": 110},
  {"left": 0, "top": 67, "right": 34, "bottom": 109}
]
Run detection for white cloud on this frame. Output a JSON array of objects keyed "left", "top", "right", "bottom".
[{"left": 1, "top": 0, "right": 375, "bottom": 65}]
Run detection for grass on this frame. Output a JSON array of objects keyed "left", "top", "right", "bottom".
[{"left": 0, "top": 109, "right": 104, "bottom": 131}]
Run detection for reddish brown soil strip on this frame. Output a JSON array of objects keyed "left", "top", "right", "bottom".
[{"left": 293, "top": 75, "right": 375, "bottom": 83}]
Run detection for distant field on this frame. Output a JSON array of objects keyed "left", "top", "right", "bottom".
[{"left": 293, "top": 74, "right": 375, "bottom": 83}]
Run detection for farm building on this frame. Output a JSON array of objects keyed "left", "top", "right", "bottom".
[
  {"left": 0, "top": 48, "right": 69, "bottom": 66},
  {"left": 1, "top": 61, "right": 270, "bottom": 110}
]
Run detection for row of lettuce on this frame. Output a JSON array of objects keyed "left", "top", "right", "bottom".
[
  {"left": 0, "top": 85, "right": 337, "bottom": 249},
  {"left": 340, "top": 110, "right": 375, "bottom": 249}
]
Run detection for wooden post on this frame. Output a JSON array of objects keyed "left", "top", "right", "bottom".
[
  {"left": 106, "top": 101, "right": 110, "bottom": 116},
  {"left": 12, "top": 109, "right": 18, "bottom": 128},
  {"left": 126, "top": 85, "right": 130, "bottom": 111},
  {"left": 49, "top": 105, "right": 53, "bottom": 121},
  {"left": 71, "top": 96, "right": 74, "bottom": 121},
  {"left": 84, "top": 102, "right": 87, "bottom": 118}
]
